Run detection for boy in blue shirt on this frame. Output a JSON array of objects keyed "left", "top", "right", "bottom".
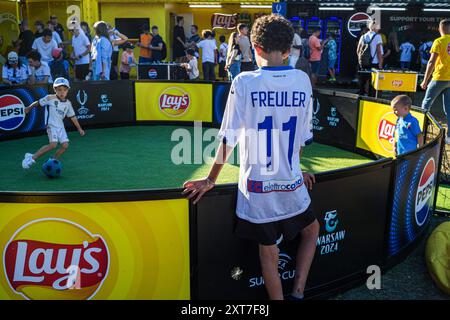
[
  {"left": 399, "top": 39, "right": 415, "bottom": 70},
  {"left": 392, "top": 95, "right": 423, "bottom": 156}
]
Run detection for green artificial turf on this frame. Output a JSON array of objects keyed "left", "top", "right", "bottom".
[{"left": 0, "top": 125, "right": 372, "bottom": 192}]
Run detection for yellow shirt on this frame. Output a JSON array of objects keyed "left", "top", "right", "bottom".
[{"left": 431, "top": 34, "right": 450, "bottom": 81}]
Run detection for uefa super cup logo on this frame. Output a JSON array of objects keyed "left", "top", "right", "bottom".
[{"left": 76, "top": 90, "right": 89, "bottom": 115}]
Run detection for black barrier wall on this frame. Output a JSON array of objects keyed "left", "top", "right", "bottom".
[
  {"left": 0, "top": 81, "right": 135, "bottom": 140},
  {"left": 66, "top": 80, "right": 135, "bottom": 128},
  {"left": 0, "top": 81, "right": 445, "bottom": 300},
  {"left": 193, "top": 160, "right": 392, "bottom": 299}
]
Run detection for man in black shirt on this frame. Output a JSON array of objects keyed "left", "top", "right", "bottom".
[
  {"left": 150, "top": 25, "right": 164, "bottom": 62},
  {"left": 17, "top": 20, "right": 35, "bottom": 65},
  {"left": 34, "top": 21, "right": 45, "bottom": 38},
  {"left": 50, "top": 15, "right": 65, "bottom": 41},
  {"left": 173, "top": 16, "right": 186, "bottom": 62}
]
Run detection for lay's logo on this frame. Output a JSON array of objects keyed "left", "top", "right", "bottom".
[
  {"left": 3, "top": 218, "right": 109, "bottom": 300},
  {"left": 377, "top": 112, "right": 397, "bottom": 154},
  {"left": 392, "top": 80, "right": 403, "bottom": 87},
  {"left": 0, "top": 94, "right": 25, "bottom": 131},
  {"left": 415, "top": 157, "right": 436, "bottom": 227},
  {"left": 159, "top": 87, "right": 190, "bottom": 117}
]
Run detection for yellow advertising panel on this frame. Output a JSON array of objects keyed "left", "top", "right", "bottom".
[
  {"left": 356, "top": 100, "right": 425, "bottom": 158},
  {"left": 371, "top": 70, "right": 418, "bottom": 92},
  {"left": 136, "top": 82, "right": 213, "bottom": 122},
  {"left": 0, "top": 199, "right": 190, "bottom": 300}
]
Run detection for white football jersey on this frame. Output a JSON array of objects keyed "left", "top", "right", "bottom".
[
  {"left": 218, "top": 66, "right": 313, "bottom": 224},
  {"left": 39, "top": 95, "right": 75, "bottom": 129}
]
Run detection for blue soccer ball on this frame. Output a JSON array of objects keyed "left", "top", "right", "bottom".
[{"left": 42, "top": 158, "right": 62, "bottom": 178}]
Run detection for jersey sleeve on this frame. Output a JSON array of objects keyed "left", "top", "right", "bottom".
[
  {"left": 410, "top": 117, "right": 422, "bottom": 136},
  {"left": 217, "top": 77, "right": 245, "bottom": 148},
  {"left": 38, "top": 95, "right": 52, "bottom": 107},
  {"left": 300, "top": 94, "right": 314, "bottom": 146},
  {"left": 66, "top": 102, "right": 76, "bottom": 118}
]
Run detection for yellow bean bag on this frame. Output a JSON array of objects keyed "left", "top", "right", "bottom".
[{"left": 425, "top": 221, "right": 450, "bottom": 295}]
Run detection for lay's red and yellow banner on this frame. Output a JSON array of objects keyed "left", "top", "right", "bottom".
[
  {"left": 136, "top": 82, "right": 213, "bottom": 122},
  {"left": 0, "top": 199, "right": 190, "bottom": 300},
  {"left": 356, "top": 100, "right": 425, "bottom": 158}
]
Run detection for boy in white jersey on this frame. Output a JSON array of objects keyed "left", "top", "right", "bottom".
[
  {"left": 183, "top": 15, "right": 319, "bottom": 300},
  {"left": 21, "top": 77, "right": 85, "bottom": 169}
]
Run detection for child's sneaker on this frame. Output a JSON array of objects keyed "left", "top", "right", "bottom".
[{"left": 22, "top": 153, "right": 35, "bottom": 169}]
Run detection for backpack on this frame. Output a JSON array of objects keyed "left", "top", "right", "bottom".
[
  {"left": 302, "top": 39, "right": 310, "bottom": 59},
  {"left": 358, "top": 34, "right": 376, "bottom": 69},
  {"left": 295, "top": 56, "right": 312, "bottom": 79}
]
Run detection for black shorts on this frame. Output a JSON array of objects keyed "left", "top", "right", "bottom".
[
  {"left": 234, "top": 204, "right": 317, "bottom": 246},
  {"left": 75, "top": 63, "right": 89, "bottom": 81},
  {"left": 218, "top": 61, "right": 227, "bottom": 78}
]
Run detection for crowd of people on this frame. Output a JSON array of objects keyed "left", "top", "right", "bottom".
[{"left": 1, "top": 16, "right": 133, "bottom": 84}]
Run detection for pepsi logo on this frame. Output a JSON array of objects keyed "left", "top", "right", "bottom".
[
  {"left": 148, "top": 69, "right": 158, "bottom": 79},
  {"left": 348, "top": 13, "right": 372, "bottom": 38},
  {"left": 415, "top": 157, "right": 436, "bottom": 227},
  {"left": 0, "top": 94, "right": 26, "bottom": 131}
]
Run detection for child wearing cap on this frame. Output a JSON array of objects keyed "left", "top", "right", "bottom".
[
  {"left": 119, "top": 42, "right": 136, "bottom": 80},
  {"left": 22, "top": 77, "right": 85, "bottom": 169},
  {"left": 181, "top": 48, "right": 199, "bottom": 80},
  {"left": 2, "top": 51, "right": 29, "bottom": 85}
]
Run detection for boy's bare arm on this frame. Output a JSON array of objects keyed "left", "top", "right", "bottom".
[
  {"left": 69, "top": 116, "right": 85, "bottom": 136},
  {"left": 25, "top": 101, "right": 39, "bottom": 114},
  {"left": 183, "top": 141, "right": 235, "bottom": 204},
  {"left": 417, "top": 133, "right": 424, "bottom": 147}
]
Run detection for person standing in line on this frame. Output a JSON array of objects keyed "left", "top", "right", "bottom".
[
  {"left": 289, "top": 26, "right": 302, "bottom": 68},
  {"left": 80, "top": 22, "right": 92, "bottom": 42},
  {"left": 420, "top": 19, "right": 450, "bottom": 145},
  {"left": 356, "top": 21, "right": 384, "bottom": 96},
  {"left": 107, "top": 23, "right": 128, "bottom": 80},
  {"left": 70, "top": 25, "right": 90, "bottom": 81},
  {"left": 383, "top": 31, "right": 400, "bottom": 69},
  {"left": 237, "top": 23, "right": 253, "bottom": 72},
  {"left": 399, "top": 38, "right": 415, "bottom": 70},
  {"left": 173, "top": 16, "right": 186, "bottom": 62},
  {"left": 197, "top": 30, "right": 217, "bottom": 81},
  {"left": 218, "top": 35, "right": 228, "bottom": 81},
  {"left": 418, "top": 38, "right": 433, "bottom": 74},
  {"left": 149, "top": 25, "right": 164, "bottom": 63},
  {"left": 324, "top": 33, "right": 337, "bottom": 82},
  {"left": 308, "top": 27, "right": 323, "bottom": 86},
  {"left": 91, "top": 21, "right": 113, "bottom": 81},
  {"left": 136, "top": 24, "right": 153, "bottom": 64}
]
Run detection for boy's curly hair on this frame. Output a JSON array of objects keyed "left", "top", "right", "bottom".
[{"left": 250, "top": 14, "right": 294, "bottom": 54}]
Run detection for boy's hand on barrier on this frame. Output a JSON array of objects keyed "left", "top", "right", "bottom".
[
  {"left": 182, "top": 178, "right": 215, "bottom": 204},
  {"left": 303, "top": 172, "right": 316, "bottom": 190}
]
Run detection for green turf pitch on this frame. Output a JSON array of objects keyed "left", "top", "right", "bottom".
[{"left": 0, "top": 125, "right": 375, "bottom": 192}]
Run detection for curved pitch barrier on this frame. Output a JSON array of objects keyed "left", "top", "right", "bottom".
[{"left": 0, "top": 81, "right": 445, "bottom": 300}]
